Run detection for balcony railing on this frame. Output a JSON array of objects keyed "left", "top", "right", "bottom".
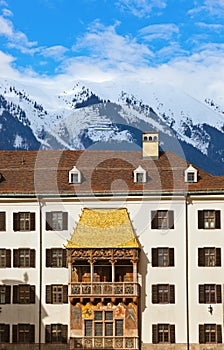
[
  {"left": 70, "top": 282, "right": 140, "bottom": 297},
  {"left": 72, "top": 336, "right": 139, "bottom": 349}
]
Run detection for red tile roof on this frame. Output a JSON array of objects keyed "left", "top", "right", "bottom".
[{"left": 0, "top": 150, "right": 223, "bottom": 196}]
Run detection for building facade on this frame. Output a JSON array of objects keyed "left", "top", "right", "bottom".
[{"left": 0, "top": 132, "right": 224, "bottom": 349}]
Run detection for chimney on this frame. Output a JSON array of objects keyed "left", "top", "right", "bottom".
[{"left": 142, "top": 131, "right": 159, "bottom": 159}]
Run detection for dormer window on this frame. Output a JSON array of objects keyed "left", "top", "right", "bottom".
[
  {"left": 134, "top": 165, "right": 146, "bottom": 183},
  {"left": 69, "top": 166, "right": 81, "bottom": 184},
  {"left": 187, "top": 172, "right": 195, "bottom": 183},
  {"left": 185, "top": 164, "right": 198, "bottom": 183}
]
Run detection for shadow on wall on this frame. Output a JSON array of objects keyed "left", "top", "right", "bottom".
[
  {"left": 1, "top": 276, "right": 69, "bottom": 350},
  {"left": 139, "top": 248, "right": 149, "bottom": 314}
]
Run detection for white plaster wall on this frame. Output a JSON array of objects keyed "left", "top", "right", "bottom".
[
  {"left": 125, "top": 197, "right": 187, "bottom": 344},
  {"left": 187, "top": 196, "right": 224, "bottom": 344},
  {"left": 0, "top": 200, "right": 40, "bottom": 343},
  {"left": 3, "top": 194, "right": 223, "bottom": 346}
]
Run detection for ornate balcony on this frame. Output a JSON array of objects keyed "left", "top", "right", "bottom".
[
  {"left": 71, "top": 336, "right": 139, "bottom": 349},
  {"left": 70, "top": 282, "right": 140, "bottom": 298}
]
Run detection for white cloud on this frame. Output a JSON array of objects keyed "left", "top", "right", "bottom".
[
  {"left": 0, "top": 0, "right": 8, "bottom": 6},
  {"left": 196, "top": 22, "right": 224, "bottom": 30},
  {"left": 139, "top": 23, "right": 179, "bottom": 41},
  {"left": 157, "top": 43, "right": 188, "bottom": 60},
  {"left": 40, "top": 45, "right": 68, "bottom": 60},
  {"left": 0, "top": 2, "right": 223, "bottom": 111},
  {"left": 0, "top": 15, "right": 13, "bottom": 35},
  {"left": 56, "top": 58, "right": 117, "bottom": 82},
  {"left": 116, "top": 0, "right": 166, "bottom": 17},
  {"left": 204, "top": 0, "right": 224, "bottom": 15},
  {"left": 0, "top": 50, "right": 20, "bottom": 79},
  {"left": 188, "top": 0, "right": 224, "bottom": 17},
  {"left": 0, "top": 13, "right": 38, "bottom": 53},
  {"left": 2, "top": 8, "right": 12, "bottom": 17},
  {"left": 72, "top": 21, "right": 153, "bottom": 70}
]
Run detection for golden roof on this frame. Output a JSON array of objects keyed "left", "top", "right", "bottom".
[{"left": 66, "top": 208, "right": 140, "bottom": 248}]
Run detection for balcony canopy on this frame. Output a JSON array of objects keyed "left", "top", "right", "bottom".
[{"left": 66, "top": 208, "right": 140, "bottom": 249}]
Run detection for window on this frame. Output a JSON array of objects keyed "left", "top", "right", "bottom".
[
  {"left": 185, "top": 164, "right": 198, "bottom": 183},
  {"left": 151, "top": 210, "right": 174, "bottom": 229},
  {"left": 85, "top": 320, "right": 92, "bottom": 337},
  {"left": 115, "top": 320, "right": 123, "bottom": 336},
  {"left": 187, "top": 172, "right": 195, "bottom": 182},
  {"left": 13, "top": 285, "right": 35, "bottom": 304},
  {"left": 136, "top": 173, "right": 143, "bottom": 183},
  {"left": 0, "top": 212, "right": 5, "bottom": 231},
  {"left": 0, "top": 324, "right": 10, "bottom": 343},
  {"left": 69, "top": 166, "right": 81, "bottom": 184},
  {"left": 199, "top": 284, "right": 221, "bottom": 304},
  {"left": 45, "top": 324, "right": 68, "bottom": 343},
  {"left": 84, "top": 310, "right": 123, "bottom": 337},
  {"left": 152, "top": 324, "right": 175, "bottom": 344},
  {"left": 13, "top": 212, "right": 35, "bottom": 231},
  {"left": 46, "top": 248, "right": 67, "bottom": 267},
  {"left": 71, "top": 173, "right": 79, "bottom": 183},
  {"left": 46, "top": 285, "right": 68, "bottom": 304},
  {"left": 133, "top": 165, "right": 146, "bottom": 183},
  {"left": 152, "top": 284, "right": 175, "bottom": 304},
  {"left": 13, "top": 324, "right": 34, "bottom": 343},
  {"left": 152, "top": 248, "right": 174, "bottom": 267},
  {"left": 0, "top": 285, "right": 11, "bottom": 304},
  {"left": 198, "top": 247, "right": 221, "bottom": 267},
  {"left": 198, "top": 210, "right": 220, "bottom": 229},
  {"left": 0, "top": 249, "right": 11, "bottom": 268},
  {"left": 199, "top": 324, "right": 222, "bottom": 344},
  {"left": 13, "top": 249, "right": 35, "bottom": 268},
  {"left": 46, "top": 212, "right": 68, "bottom": 231}
]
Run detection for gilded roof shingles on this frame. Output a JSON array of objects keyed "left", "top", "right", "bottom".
[{"left": 66, "top": 208, "right": 140, "bottom": 248}]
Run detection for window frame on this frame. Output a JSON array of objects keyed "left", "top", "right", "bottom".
[
  {"left": 46, "top": 285, "right": 68, "bottom": 304},
  {"left": 198, "top": 210, "right": 221, "bottom": 230},
  {"left": 152, "top": 247, "right": 175, "bottom": 267},
  {"left": 151, "top": 210, "right": 174, "bottom": 230},
  {"left": 13, "top": 212, "right": 35, "bottom": 232},
  {"left": 45, "top": 324, "right": 68, "bottom": 344},
  {"left": 13, "top": 285, "right": 35, "bottom": 304},
  {"left": 152, "top": 284, "right": 175, "bottom": 304},
  {"left": 184, "top": 165, "right": 198, "bottom": 183},
  {"left": 46, "top": 248, "right": 67, "bottom": 268},
  {"left": 46, "top": 212, "right": 68, "bottom": 231},
  {"left": 187, "top": 172, "right": 195, "bottom": 183},
  {"left": 13, "top": 248, "right": 35, "bottom": 268},
  {"left": 0, "top": 285, "right": 11, "bottom": 304},
  {"left": 199, "top": 324, "right": 222, "bottom": 344},
  {"left": 69, "top": 166, "right": 81, "bottom": 184},
  {"left": 152, "top": 324, "right": 175, "bottom": 344},
  {"left": 133, "top": 166, "right": 146, "bottom": 183},
  {"left": 0, "top": 323, "right": 10, "bottom": 343},
  {"left": 0, "top": 212, "right": 6, "bottom": 231},
  {"left": 198, "top": 247, "right": 221, "bottom": 267},
  {"left": 71, "top": 173, "right": 79, "bottom": 184},
  {"left": 13, "top": 324, "right": 35, "bottom": 343},
  {"left": 0, "top": 249, "right": 11, "bottom": 268},
  {"left": 84, "top": 310, "right": 124, "bottom": 338},
  {"left": 199, "top": 284, "right": 222, "bottom": 304}
]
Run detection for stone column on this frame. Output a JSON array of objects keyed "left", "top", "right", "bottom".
[
  {"left": 89, "top": 258, "right": 94, "bottom": 283},
  {"left": 68, "top": 253, "right": 72, "bottom": 295},
  {"left": 111, "top": 261, "right": 115, "bottom": 283},
  {"left": 133, "top": 262, "right": 138, "bottom": 282}
]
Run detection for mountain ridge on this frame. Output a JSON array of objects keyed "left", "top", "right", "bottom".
[{"left": 0, "top": 78, "right": 224, "bottom": 175}]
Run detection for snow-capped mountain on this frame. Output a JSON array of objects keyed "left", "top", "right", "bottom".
[{"left": 0, "top": 78, "right": 224, "bottom": 175}]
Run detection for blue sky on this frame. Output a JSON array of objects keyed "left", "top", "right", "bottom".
[{"left": 0, "top": 0, "right": 224, "bottom": 102}]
